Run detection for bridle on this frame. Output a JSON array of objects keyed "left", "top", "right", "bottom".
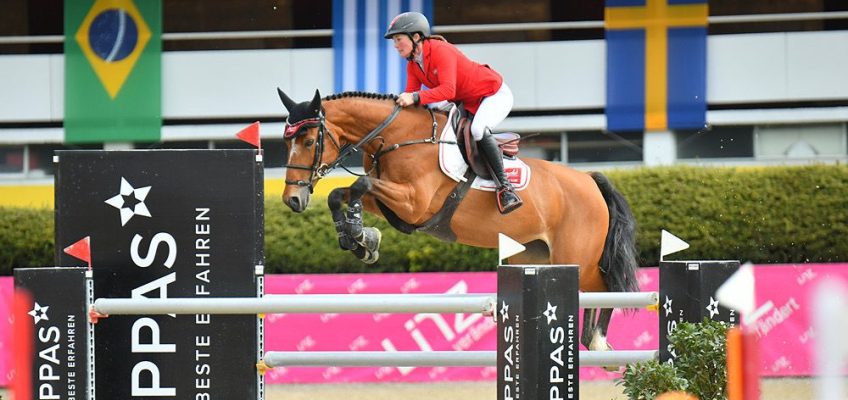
[{"left": 284, "top": 105, "right": 402, "bottom": 193}]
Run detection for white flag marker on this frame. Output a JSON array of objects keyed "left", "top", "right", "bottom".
[
  {"left": 716, "top": 262, "right": 757, "bottom": 324},
  {"left": 660, "top": 230, "right": 690, "bottom": 261},
  {"left": 498, "top": 233, "right": 526, "bottom": 263}
]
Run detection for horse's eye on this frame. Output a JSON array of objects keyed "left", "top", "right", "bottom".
[{"left": 305, "top": 138, "right": 315, "bottom": 147}]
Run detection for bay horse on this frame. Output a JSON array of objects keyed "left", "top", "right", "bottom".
[{"left": 278, "top": 89, "right": 639, "bottom": 353}]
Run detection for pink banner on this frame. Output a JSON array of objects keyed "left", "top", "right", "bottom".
[
  {"left": 2, "top": 264, "right": 846, "bottom": 385},
  {"left": 751, "top": 264, "right": 846, "bottom": 376},
  {"left": 262, "top": 272, "right": 498, "bottom": 383}
]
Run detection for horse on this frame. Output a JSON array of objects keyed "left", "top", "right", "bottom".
[{"left": 277, "top": 89, "right": 640, "bottom": 353}]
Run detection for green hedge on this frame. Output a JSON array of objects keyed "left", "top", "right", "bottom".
[
  {"left": 3, "top": 165, "right": 847, "bottom": 275},
  {"left": 0, "top": 206, "right": 54, "bottom": 273},
  {"left": 616, "top": 165, "right": 848, "bottom": 266}
]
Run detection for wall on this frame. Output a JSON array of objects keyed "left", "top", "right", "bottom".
[{"left": 1, "top": 30, "right": 847, "bottom": 128}]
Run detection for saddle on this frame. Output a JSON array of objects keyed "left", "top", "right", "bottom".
[{"left": 449, "top": 104, "right": 521, "bottom": 180}]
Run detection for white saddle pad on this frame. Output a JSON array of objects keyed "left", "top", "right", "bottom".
[{"left": 438, "top": 106, "right": 531, "bottom": 192}]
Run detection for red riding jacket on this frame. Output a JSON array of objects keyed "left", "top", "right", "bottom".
[{"left": 405, "top": 39, "right": 503, "bottom": 114}]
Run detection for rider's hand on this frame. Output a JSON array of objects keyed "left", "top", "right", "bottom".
[{"left": 396, "top": 92, "right": 419, "bottom": 107}]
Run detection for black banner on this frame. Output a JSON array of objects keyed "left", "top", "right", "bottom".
[
  {"left": 55, "top": 150, "right": 263, "bottom": 399},
  {"left": 498, "top": 265, "right": 579, "bottom": 400},
  {"left": 14, "top": 267, "right": 91, "bottom": 400},
  {"left": 659, "top": 260, "right": 740, "bottom": 362}
]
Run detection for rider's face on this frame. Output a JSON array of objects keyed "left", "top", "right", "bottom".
[{"left": 392, "top": 34, "right": 415, "bottom": 58}]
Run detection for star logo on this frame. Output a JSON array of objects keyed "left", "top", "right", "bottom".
[
  {"left": 499, "top": 301, "right": 509, "bottom": 323},
  {"left": 706, "top": 296, "right": 720, "bottom": 319},
  {"left": 105, "top": 177, "right": 152, "bottom": 226},
  {"left": 543, "top": 302, "right": 557, "bottom": 324},
  {"left": 663, "top": 296, "right": 673, "bottom": 317},
  {"left": 28, "top": 302, "right": 49, "bottom": 325},
  {"left": 667, "top": 343, "right": 677, "bottom": 359}
]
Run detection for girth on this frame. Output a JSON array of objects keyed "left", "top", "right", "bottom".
[{"left": 376, "top": 168, "right": 476, "bottom": 242}]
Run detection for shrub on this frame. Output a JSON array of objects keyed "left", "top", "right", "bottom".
[
  {"left": 0, "top": 206, "right": 54, "bottom": 275},
  {"left": 3, "top": 165, "right": 848, "bottom": 275},
  {"left": 617, "top": 319, "right": 730, "bottom": 400}
]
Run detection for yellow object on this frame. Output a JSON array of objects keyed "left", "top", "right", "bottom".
[
  {"left": 256, "top": 360, "right": 269, "bottom": 375},
  {"left": 605, "top": 0, "right": 708, "bottom": 131},
  {"left": 0, "top": 175, "right": 357, "bottom": 209},
  {"left": 0, "top": 184, "right": 54, "bottom": 208},
  {"left": 656, "top": 391, "right": 698, "bottom": 400}
]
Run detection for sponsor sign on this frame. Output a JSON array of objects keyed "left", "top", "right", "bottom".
[
  {"left": 13, "top": 267, "right": 91, "bottom": 400},
  {"left": 498, "top": 265, "right": 579, "bottom": 400},
  {"left": 659, "top": 260, "right": 740, "bottom": 362},
  {"left": 54, "top": 150, "right": 263, "bottom": 399}
]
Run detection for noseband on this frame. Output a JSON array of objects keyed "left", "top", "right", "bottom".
[{"left": 284, "top": 105, "right": 402, "bottom": 193}]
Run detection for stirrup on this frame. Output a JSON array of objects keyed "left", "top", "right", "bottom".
[{"left": 496, "top": 187, "right": 523, "bottom": 215}]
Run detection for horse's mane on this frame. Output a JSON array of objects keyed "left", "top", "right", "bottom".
[{"left": 323, "top": 91, "right": 398, "bottom": 103}]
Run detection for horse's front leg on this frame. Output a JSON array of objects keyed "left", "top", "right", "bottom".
[
  {"left": 328, "top": 187, "right": 358, "bottom": 251},
  {"left": 327, "top": 180, "right": 382, "bottom": 264}
]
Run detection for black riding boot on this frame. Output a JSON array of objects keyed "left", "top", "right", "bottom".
[{"left": 477, "top": 132, "right": 523, "bottom": 214}]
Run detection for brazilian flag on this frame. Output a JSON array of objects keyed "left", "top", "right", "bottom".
[{"left": 65, "top": 0, "right": 161, "bottom": 143}]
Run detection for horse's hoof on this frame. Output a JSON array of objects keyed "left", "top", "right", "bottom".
[
  {"left": 597, "top": 343, "right": 622, "bottom": 372},
  {"left": 358, "top": 227, "right": 382, "bottom": 264}
]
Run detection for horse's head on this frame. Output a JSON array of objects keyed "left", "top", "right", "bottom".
[{"left": 278, "top": 88, "right": 342, "bottom": 212}]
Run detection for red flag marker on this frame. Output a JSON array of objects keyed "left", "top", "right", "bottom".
[
  {"left": 63, "top": 236, "right": 91, "bottom": 268},
  {"left": 236, "top": 121, "right": 261, "bottom": 149}
]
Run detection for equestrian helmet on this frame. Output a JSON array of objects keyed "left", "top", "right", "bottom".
[{"left": 384, "top": 12, "right": 430, "bottom": 39}]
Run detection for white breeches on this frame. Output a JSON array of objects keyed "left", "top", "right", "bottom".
[{"left": 470, "top": 83, "right": 514, "bottom": 141}]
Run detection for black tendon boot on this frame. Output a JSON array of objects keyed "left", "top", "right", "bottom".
[
  {"left": 478, "top": 132, "right": 523, "bottom": 214},
  {"left": 344, "top": 201, "right": 382, "bottom": 264}
]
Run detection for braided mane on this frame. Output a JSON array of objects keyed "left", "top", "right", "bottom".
[{"left": 323, "top": 91, "right": 399, "bottom": 102}]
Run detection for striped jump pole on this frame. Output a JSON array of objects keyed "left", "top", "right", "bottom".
[
  {"left": 260, "top": 350, "right": 658, "bottom": 368},
  {"left": 92, "top": 291, "right": 658, "bottom": 316}
]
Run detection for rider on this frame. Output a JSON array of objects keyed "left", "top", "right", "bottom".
[{"left": 384, "top": 12, "right": 523, "bottom": 214}]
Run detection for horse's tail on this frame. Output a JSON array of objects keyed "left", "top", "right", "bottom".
[{"left": 590, "top": 172, "right": 640, "bottom": 293}]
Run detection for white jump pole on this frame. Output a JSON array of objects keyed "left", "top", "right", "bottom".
[
  {"left": 92, "top": 292, "right": 658, "bottom": 315},
  {"left": 94, "top": 294, "right": 496, "bottom": 315},
  {"left": 264, "top": 351, "right": 495, "bottom": 367},
  {"left": 261, "top": 350, "right": 658, "bottom": 368},
  {"left": 580, "top": 291, "right": 658, "bottom": 308}
]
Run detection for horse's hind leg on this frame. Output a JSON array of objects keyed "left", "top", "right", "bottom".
[
  {"left": 581, "top": 308, "right": 597, "bottom": 349},
  {"left": 588, "top": 309, "right": 613, "bottom": 352},
  {"left": 582, "top": 307, "right": 619, "bottom": 369}
]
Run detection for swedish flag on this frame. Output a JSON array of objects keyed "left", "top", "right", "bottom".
[
  {"left": 65, "top": 0, "right": 161, "bottom": 143},
  {"left": 605, "top": 0, "right": 708, "bottom": 132}
]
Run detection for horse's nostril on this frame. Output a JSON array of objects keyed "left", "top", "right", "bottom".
[{"left": 288, "top": 197, "right": 301, "bottom": 210}]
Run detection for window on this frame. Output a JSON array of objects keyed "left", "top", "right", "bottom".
[
  {"left": 755, "top": 123, "right": 847, "bottom": 160},
  {"left": 518, "top": 133, "right": 562, "bottom": 162},
  {"left": 135, "top": 141, "right": 212, "bottom": 150},
  {"left": 567, "top": 131, "right": 643, "bottom": 163},
  {"left": 0, "top": 146, "right": 24, "bottom": 173},
  {"left": 0, "top": 143, "right": 103, "bottom": 178},
  {"left": 676, "top": 125, "right": 754, "bottom": 159}
]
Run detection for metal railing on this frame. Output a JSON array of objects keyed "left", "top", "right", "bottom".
[{"left": 2, "top": 11, "right": 847, "bottom": 45}]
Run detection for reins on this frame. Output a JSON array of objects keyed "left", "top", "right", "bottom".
[{"left": 286, "top": 100, "right": 460, "bottom": 190}]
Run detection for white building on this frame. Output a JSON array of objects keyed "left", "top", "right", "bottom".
[{"left": 1, "top": 2, "right": 846, "bottom": 184}]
